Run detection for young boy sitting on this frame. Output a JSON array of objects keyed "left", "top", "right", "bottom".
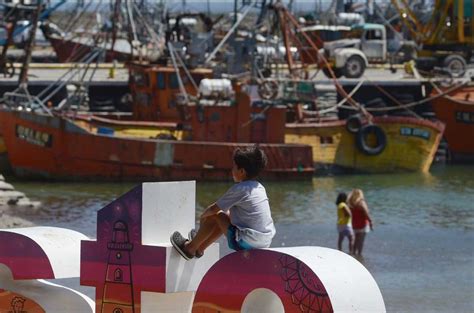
[{"left": 170, "top": 145, "right": 276, "bottom": 260}]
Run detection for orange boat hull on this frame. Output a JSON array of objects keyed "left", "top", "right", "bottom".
[
  {"left": 0, "top": 110, "right": 313, "bottom": 181},
  {"left": 431, "top": 85, "right": 474, "bottom": 162}
]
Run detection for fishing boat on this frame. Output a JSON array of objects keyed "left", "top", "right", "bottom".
[
  {"left": 0, "top": 83, "right": 313, "bottom": 181},
  {"left": 46, "top": 35, "right": 137, "bottom": 63},
  {"left": 127, "top": 61, "right": 445, "bottom": 174},
  {"left": 431, "top": 84, "right": 474, "bottom": 162},
  {"left": 42, "top": 0, "right": 165, "bottom": 63},
  {"left": 285, "top": 115, "right": 445, "bottom": 173}
]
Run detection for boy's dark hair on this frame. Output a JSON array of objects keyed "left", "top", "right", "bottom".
[
  {"left": 336, "top": 192, "right": 347, "bottom": 205},
  {"left": 233, "top": 145, "right": 268, "bottom": 178}
]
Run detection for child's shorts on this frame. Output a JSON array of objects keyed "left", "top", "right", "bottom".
[
  {"left": 337, "top": 225, "right": 354, "bottom": 237},
  {"left": 227, "top": 225, "right": 253, "bottom": 251}
]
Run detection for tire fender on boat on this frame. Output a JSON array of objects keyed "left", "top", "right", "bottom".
[
  {"left": 346, "top": 114, "right": 363, "bottom": 134},
  {"left": 356, "top": 124, "right": 387, "bottom": 156}
]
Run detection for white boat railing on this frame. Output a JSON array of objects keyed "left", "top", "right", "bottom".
[{"left": 3, "top": 91, "right": 54, "bottom": 116}]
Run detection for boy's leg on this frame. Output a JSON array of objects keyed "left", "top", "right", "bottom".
[
  {"left": 185, "top": 211, "right": 230, "bottom": 255},
  {"left": 213, "top": 211, "right": 231, "bottom": 234},
  {"left": 184, "top": 215, "right": 217, "bottom": 256},
  {"left": 196, "top": 224, "right": 222, "bottom": 253},
  {"left": 196, "top": 211, "right": 231, "bottom": 252}
]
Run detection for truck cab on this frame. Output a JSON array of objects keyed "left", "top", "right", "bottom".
[
  {"left": 355, "top": 23, "right": 387, "bottom": 62},
  {"left": 322, "top": 23, "right": 387, "bottom": 78}
]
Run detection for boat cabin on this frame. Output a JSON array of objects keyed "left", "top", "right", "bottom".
[
  {"left": 189, "top": 87, "right": 287, "bottom": 144},
  {"left": 128, "top": 63, "right": 287, "bottom": 144},
  {"left": 128, "top": 63, "right": 212, "bottom": 122}
]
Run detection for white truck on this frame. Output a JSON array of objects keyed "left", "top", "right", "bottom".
[{"left": 321, "top": 23, "right": 415, "bottom": 78}]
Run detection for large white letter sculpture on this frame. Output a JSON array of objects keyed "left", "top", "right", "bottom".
[
  {"left": 0, "top": 181, "right": 386, "bottom": 312},
  {"left": 0, "top": 227, "right": 94, "bottom": 312}
]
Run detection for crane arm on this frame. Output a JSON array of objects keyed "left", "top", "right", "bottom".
[{"left": 390, "top": 0, "right": 425, "bottom": 42}]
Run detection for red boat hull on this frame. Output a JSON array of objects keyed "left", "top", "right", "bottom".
[
  {"left": 49, "top": 37, "right": 131, "bottom": 63},
  {"left": 0, "top": 110, "right": 313, "bottom": 181},
  {"left": 431, "top": 85, "right": 474, "bottom": 162}
]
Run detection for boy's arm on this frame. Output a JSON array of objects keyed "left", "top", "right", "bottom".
[{"left": 200, "top": 203, "right": 222, "bottom": 219}]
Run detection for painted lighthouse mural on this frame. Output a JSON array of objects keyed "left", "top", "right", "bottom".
[
  {"left": 102, "top": 221, "right": 135, "bottom": 313},
  {"left": 81, "top": 185, "right": 167, "bottom": 312}
]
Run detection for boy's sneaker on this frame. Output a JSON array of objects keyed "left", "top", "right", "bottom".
[
  {"left": 188, "top": 229, "right": 204, "bottom": 258},
  {"left": 170, "top": 231, "right": 193, "bottom": 260}
]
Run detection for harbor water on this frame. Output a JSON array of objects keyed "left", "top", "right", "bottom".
[{"left": 5, "top": 164, "right": 474, "bottom": 313}]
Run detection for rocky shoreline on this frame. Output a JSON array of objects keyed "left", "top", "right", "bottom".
[
  {"left": 0, "top": 174, "right": 40, "bottom": 229},
  {"left": 0, "top": 205, "right": 35, "bottom": 228}
]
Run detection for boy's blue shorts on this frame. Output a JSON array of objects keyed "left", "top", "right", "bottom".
[{"left": 227, "top": 225, "right": 253, "bottom": 251}]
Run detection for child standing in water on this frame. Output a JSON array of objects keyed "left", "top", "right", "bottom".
[
  {"left": 348, "top": 189, "right": 373, "bottom": 256},
  {"left": 336, "top": 192, "right": 354, "bottom": 254},
  {"left": 170, "top": 145, "right": 276, "bottom": 260}
]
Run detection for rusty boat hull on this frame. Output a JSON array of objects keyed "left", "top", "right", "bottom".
[
  {"left": 285, "top": 116, "right": 445, "bottom": 173},
  {"left": 0, "top": 110, "right": 313, "bottom": 181},
  {"left": 431, "top": 85, "right": 474, "bottom": 162},
  {"left": 48, "top": 36, "right": 132, "bottom": 63}
]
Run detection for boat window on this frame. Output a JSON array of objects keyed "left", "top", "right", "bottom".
[
  {"left": 136, "top": 92, "right": 151, "bottom": 106},
  {"left": 169, "top": 73, "right": 179, "bottom": 89},
  {"left": 464, "top": 18, "right": 472, "bottom": 37},
  {"left": 320, "top": 136, "right": 334, "bottom": 144},
  {"left": 157, "top": 72, "right": 166, "bottom": 90},
  {"left": 132, "top": 71, "right": 148, "bottom": 87},
  {"left": 192, "top": 74, "right": 204, "bottom": 84},
  {"left": 455, "top": 111, "right": 474, "bottom": 124}
]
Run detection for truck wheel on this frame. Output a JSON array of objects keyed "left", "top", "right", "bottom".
[
  {"left": 443, "top": 55, "right": 466, "bottom": 78},
  {"left": 343, "top": 55, "right": 365, "bottom": 78},
  {"left": 322, "top": 67, "right": 342, "bottom": 79}
]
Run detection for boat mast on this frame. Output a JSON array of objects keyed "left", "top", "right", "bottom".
[
  {"left": 110, "top": 0, "right": 122, "bottom": 61},
  {"left": 18, "top": 0, "right": 42, "bottom": 88},
  {"left": 0, "top": 4, "right": 19, "bottom": 78}
]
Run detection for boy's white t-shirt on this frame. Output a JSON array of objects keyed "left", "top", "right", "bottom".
[{"left": 216, "top": 180, "right": 276, "bottom": 248}]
